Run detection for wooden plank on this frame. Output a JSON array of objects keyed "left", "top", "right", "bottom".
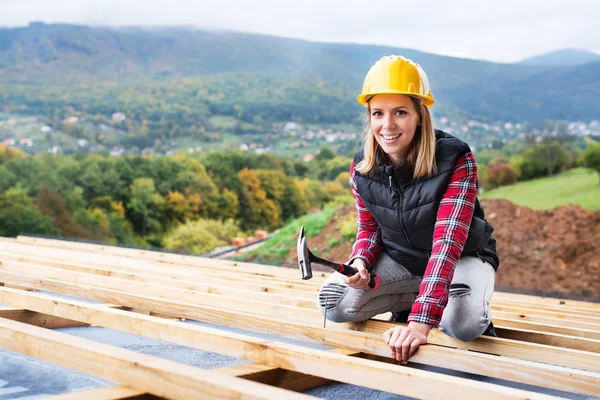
[
  {"left": 0, "top": 261, "right": 320, "bottom": 324},
  {"left": 3, "top": 270, "right": 600, "bottom": 373},
  {"left": 491, "top": 302, "right": 600, "bottom": 319},
  {"left": 0, "top": 255, "right": 316, "bottom": 305},
  {"left": 0, "top": 288, "right": 582, "bottom": 399},
  {"left": 0, "top": 308, "right": 89, "bottom": 328},
  {"left": 493, "top": 291, "right": 600, "bottom": 312},
  {"left": 5, "top": 260, "right": 599, "bottom": 349},
  {"left": 495, "top": 327, "right": 600, "bottom": 353},
  {"left": 217, "top": 365, "right": 333, "bottom": 392},
  {"left": 0, "top": 251, "right": 315, "bottom": 299},
  {"left": 492, "top": 310, "right": 600, "bottom": 331},
  {"left": 11, "top": 236, "right": 310, "bottom": 279},
  {"left": 215, "top": 348, "right": 356, "bottom": 392},
  {"left": 2, "top": 269, "right": 600, "bottom": 374},
  {"left": 0, "top": 246, "right": 317, "bottom": 292},
  {"left": 44, "top": 386, "right": 153, "bottom": 399},
  {"left": 0, "top": 317, "right": 317, "bottom": 400},
  {"left": 493, "top": 317, "right": 600, "bottom": 340},
  {"left": 8, "top": 253, "right": 597, "bottom": 325},
  {"left": 4, "top": 252, "right": 599, "bottom": 340}
]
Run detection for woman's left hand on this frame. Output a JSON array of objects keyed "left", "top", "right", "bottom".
[{"left": 383, "top": 322, "right": 431, "bottom": 363}]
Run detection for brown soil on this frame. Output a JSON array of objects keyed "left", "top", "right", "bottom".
[
  {"left": 481, "top": 199, "right": 600, "bottom": 300},
  {"left": 283, "top": 201, "right": 600, "bottom": 301}
]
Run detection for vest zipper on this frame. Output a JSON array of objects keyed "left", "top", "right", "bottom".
[{"left": 389, "top": 177, "right": 413, "bottom": 247}]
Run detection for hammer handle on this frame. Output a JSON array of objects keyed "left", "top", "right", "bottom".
[{"left": 311, "top": 255, "right": 381, "bottom": 290}]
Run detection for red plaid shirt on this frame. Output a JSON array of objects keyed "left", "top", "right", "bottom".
[{"left": 348, "top": 152, "right": 478, "bottom": 326}]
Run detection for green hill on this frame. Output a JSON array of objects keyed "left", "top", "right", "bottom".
[
  {"left": 518, "top": 49, "right": 600, "bottom": 66},
  {"left": 2, "top": 23, "right": 600, "bottom": 122},
  {"left": 480, "top": 168, "right": 600, "bottom": 210}
]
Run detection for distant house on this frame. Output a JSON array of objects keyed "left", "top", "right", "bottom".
[
  {"left": 239, "top": 143, "right": 249, "bottom": 151},
  {"left": 3, "top": 138, "right": 15, "bottom": 146},
  {"left": 302, "top": 153, "right": 314, "bottom": 163},
  {"left": 40, "top": 125, "right": 52, "bottom": 133},
  {"left": 48, "top": 145, "right": 62, "bottom": 154},
  {"left": 63, "top": 116, "right": 79, "bottom": 125},
  {"left": 284, "top": 122, "right": 298, "bottom": 132},
  {"left": 110, "top": 147, "right": 125, "bottom": 157},
  {"left": 112, "top": 112, "right": 126, "bottom": 122},
  {"left": 77, "top": 139, "right": 89, "bottom": 148},
  {"left": 19, "top": 138, "right": 33, "bottom": 147}
]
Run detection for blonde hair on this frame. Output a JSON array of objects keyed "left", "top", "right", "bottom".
[{"left": 356, "top": 96, "right": 437, "bottom": 179}]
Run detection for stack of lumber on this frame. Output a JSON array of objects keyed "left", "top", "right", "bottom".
[{"left": 0, "top": 235, "right": 599, "bottom": 399}]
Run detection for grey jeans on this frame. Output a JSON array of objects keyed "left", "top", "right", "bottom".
[{"left": 317, "top": 252, "right": 495, "bottom": 342}]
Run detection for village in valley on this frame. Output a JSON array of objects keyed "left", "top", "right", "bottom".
[{"left": 2, "top": 110, "right": 599, "bottom": 160}]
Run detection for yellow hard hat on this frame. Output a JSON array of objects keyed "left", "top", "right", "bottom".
[{"left": 357, "top": 55, "right": 435, "bottom": 107}]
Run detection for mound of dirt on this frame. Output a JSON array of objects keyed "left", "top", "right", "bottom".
[
  {"left": 286, "top": 200, "right": 600, "bottom": 300},
  {"left": 481, "top": 199, "right": 600, "bottom": 299}
]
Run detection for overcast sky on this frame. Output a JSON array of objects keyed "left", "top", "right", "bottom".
[{"left": 3, "top": 0, "right": 599, "bottom": 63}]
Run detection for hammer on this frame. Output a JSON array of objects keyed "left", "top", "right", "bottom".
[{"left": 297, "top": 226, "right": 381, "bottom": 290}]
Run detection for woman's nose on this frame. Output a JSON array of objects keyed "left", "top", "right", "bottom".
[{"left": 384, "top": 115, "right": 396, "bottom": 129}]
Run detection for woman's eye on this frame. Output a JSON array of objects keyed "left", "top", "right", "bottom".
[
  {"left": 372, "top": 111, "right": 382, "bottom": 117},
  {"left": 395, "top": 110, "right": 407, "bottom": 116}
]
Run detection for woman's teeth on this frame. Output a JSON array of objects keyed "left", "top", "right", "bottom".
[{"left": 383, "top": 134, "right": 400, "bottom": 141}]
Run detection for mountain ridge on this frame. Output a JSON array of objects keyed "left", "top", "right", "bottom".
[{"left": 1, "top": 23, "right": 599, "bottom": 123}]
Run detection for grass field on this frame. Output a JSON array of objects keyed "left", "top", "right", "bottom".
[{"left": 480, "top": 167, "right": 600, "bottom": 210}]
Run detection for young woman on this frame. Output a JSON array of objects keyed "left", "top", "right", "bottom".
[{"left": 317, "top": 55, "right": 499, "bottom": 363}]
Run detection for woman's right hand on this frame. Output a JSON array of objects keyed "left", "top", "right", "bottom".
[{"left": 344, "top": 258, "right": 371, "bottom": 289}]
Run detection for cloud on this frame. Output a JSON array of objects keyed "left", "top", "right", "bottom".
[{"left": 2, "top": 0, "right": 599, "bottom": 62}]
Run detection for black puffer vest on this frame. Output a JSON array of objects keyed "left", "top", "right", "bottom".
[{"left": 354, "top": 130, "right": 499, "bottom": 275}]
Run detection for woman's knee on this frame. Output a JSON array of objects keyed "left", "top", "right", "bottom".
[
  {"left": 439, "top": 319, "right": 489, "bottom": 342},
  {"left": 439, "top": 305, "right": 490, "bottom": 342},
  {"left": 317, "top": 281, "right": 365, "bottom": 323}
]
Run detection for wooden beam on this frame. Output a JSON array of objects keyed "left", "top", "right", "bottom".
[
  {"left": 491, "top": 303, "right": 600, "bottom": 320},
  {"left": 217, "top": 365, "right": 333, "bottom": 392},
  {"left": 0, "top": 255, "right": 316, "bottom": 306},
  {"left": 4, "top": 260, "right": 599, "bottom": 349},
  {"left": 495, "top": 327, "right": 600, "bottom": 353},
  {"left": 492, "top": 291, "right": 600, "bottom": 312},
  {"left": 215, "top": 348, "right": 356, "bottom": 392},
  {"left": 0, "top": 317, "right": 317, "bottom": 400},
  {"left": 0, "top": 251, "right": 315, "bottom": 299},
  {"left": 0, "top": 288, "right": 581, "bottom": 399},
  {"left": 0, "top": 308, "right": 88, "bottom": 328},
  {"left": 493, "top": 316, "right": 600, "bottom": 340},
  {"left": 2, "top": 269, "right": 599, "bottom": 374},
  {"left": 0, "top": 261, "right": 320, "bottom": 324},
  {"left": 492, "top": 310, "right": 600, "bottom": 331},
  {"left": 10, "top": 236, "right": 311, "bottom": 279},
  {"left": 44, "top": 386, "right": 154, "bottom": 399},
  {"left": 0, "top": 246, "right": 318, "bottom": 291}
]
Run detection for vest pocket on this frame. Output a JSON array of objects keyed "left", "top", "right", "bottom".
[{"left": 463, "top": 216, "right": 490, "bottom": 254}]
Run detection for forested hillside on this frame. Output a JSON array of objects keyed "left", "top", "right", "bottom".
[
  {"left": 0, "top": 146, "right": 350, "bottom": 252},
  {"left": 2, "top": 22, "right": 600, "bottom": 125}
]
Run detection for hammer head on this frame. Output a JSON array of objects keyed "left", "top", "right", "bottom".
[{"left": 297, "top": 225, "right": 313, "bottom": 280}]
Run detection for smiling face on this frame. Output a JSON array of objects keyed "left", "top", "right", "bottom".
[{"left": 369, "top": 94, "right": 421, "bottom": 165}]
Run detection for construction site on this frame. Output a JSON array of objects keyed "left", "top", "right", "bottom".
[{"left": 0, "top": 234, "right": 599, "bottom": 399}]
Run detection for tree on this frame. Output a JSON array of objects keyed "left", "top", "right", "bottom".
[
  {"left": 315, "top": 147, "right": 336, "bottom": 162},
  {"left": 128, "top": 178, "right": 164, "bottom": 237},
  {"left": 163, "top": 219, "right": 223, "bottom": 254},
  {"left": 74, "top": 208, "right": 114, "bottom": 242},
  {"left": 320, "top": 156, "right": 352, "bottom": 181},
  {"left": 35, "top": 186, "right": 92, "bottom": 238},
  {"left": 0, "top": 186, "right": 58, "bottom": 237},
  {"left": 487, "top": 164, "right": 518, "bottom": 189},
  {"left": 582, "top": 143, "right": 600, "bottom": 184},
  {"left": 238, "top": 168, "right": 279, "bottom": 230}
]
